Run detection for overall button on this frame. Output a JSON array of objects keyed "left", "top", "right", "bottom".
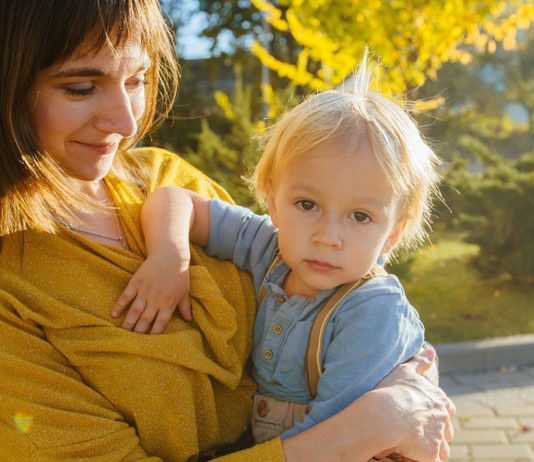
[
  {"left": 264, "top": 350, "right": 273, "bottom": 360},
  {"left": 272, "top": 324, "right": 283, "bottom": 335},
  {"left": 257, "top": 399, "right": 269, "bottom": 417},
  {"left": 276, "top": 295, "right": 285, "bottom": 304}
]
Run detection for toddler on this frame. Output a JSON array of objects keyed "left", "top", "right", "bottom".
[{"left": 112, "top": 60, "right": 441, "bottom": 447}]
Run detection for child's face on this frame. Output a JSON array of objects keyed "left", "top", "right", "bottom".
[{"left": 267, "top": 139, "right": 405, "bottom": 298}]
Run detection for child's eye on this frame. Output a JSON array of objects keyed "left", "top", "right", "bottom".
[
  {"left": 64, "top": 85, "right": 96, "bottom": 96},
  {"left": 296, "top": 200, "right": 317, "bottom": 211},
  {"left": 351, "top": 211, "right": 370, "bottom": 223}
]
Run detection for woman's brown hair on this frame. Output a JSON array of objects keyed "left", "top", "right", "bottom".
[{"left": 0, "top": 0, "right": 179, "bottom": 236}]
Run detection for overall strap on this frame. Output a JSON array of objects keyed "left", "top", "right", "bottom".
[
  {"left": 257, "top": 253, "right": 283, "bottom": 306},
  {"left": 305, "top": 265, "right": 388, "bottom": 399}
]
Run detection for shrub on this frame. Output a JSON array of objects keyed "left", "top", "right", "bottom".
[{"left": 444, "top": 152, "right": 534, "bottom": 283}]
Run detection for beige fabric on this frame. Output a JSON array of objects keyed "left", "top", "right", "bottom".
[{"left": 251, "top": 393, "right": 308, "bottom": 443}]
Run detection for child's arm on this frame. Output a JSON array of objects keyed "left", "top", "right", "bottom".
[{"left": 111, "top": 186, "right": 211, "bottom": 334}]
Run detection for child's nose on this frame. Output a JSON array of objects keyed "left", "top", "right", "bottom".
[{"left": 312, "top": 218, "right": 342, "bottom": 248}]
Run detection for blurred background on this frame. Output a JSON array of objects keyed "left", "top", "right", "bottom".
[{"left": 153, "top": 0, "right": 534, "bottom": 344}]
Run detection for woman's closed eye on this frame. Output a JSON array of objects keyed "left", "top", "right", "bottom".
[
  {"left": 126, "top": 76, "right": 148, "bottom": 91},
  {"left": 295, "top": 199, "right": 317, "bottom": 211},
  {"left": 64, "top": 84, "right": 96, "bottom": 97},
  {"left": 350, "top": 211, "right": 371, "bottom": 223}
]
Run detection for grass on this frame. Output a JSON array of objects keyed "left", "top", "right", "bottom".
[{"left": 390, "top": 234, "right": 534, "bottom": 344}]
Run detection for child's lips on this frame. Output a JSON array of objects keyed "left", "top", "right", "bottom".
[{"left": 305, "top": 260, "right": 338, "bottom": 272}]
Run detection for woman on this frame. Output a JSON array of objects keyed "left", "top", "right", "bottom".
[{"left": 0, "top": 0, "right": 454, "bottom": 461}]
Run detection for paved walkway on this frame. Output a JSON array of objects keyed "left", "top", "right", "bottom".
[{"left": 441, "top": 365, "right": 534, "bottom": 461}]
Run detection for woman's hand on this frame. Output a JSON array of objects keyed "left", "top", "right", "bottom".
[
  {"left": 111, "top": 248, "right": 192, "bottom": 334},
  {"left": 282, "top": 348, "right": 455, "bottom": 462},
  {"left": 372, "top": 348, "right": 456, "bottom": 461}
]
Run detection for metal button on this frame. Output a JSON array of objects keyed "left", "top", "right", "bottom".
[
  {"left": 257, "top": 399, "right": 269, "bottom": 417},
  {"left": 273, "top": 324, "right": 283, "bottom": 335},
  {"left": 264, "top": 349, "right": 273, "bottom": 360},
  {"left": 277, "top": 295, "right": 285, "bottom": 304}
]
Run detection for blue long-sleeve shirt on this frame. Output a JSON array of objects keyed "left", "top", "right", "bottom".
[{"left": 205, "top": 199, "right": 425, "bottom": 438}]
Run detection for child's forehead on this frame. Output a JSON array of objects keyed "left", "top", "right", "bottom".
[{"left": 290, "top": 127, "right": 372, "bottom": 159}]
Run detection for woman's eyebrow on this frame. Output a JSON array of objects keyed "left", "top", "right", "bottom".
[
  {"left": 51, "top": 68, "right": 105, "bottom": 78},
  {"left": 51, "top": 63, "right": 151, "bottom": 79}
]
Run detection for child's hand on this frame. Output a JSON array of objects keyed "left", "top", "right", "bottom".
[{"left": 111, "top": 250, "right": 192, "bottom": 334}]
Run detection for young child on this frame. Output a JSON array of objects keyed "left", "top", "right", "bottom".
[{"left": 112, "top": 60, "right": 441, "bottom": 446}]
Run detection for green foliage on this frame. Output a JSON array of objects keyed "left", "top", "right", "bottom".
[
  {"left": 398, "top": 235, "right": 534, "bottom": 343},
  {"left": 182, "top": 71, "right": 261, "bottom": 208},
  {"left": 445, "top": 152, "right": 534, "bottom": 284}
]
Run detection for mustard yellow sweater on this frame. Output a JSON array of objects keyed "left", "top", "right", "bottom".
[{"left": 0, "top": 148, "right": 284, "bottom": 461}]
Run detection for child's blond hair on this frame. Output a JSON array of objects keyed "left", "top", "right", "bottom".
[{"left": 251, "top": 59, "right": 442, "bottom": 259}]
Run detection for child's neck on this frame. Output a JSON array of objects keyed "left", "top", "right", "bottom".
[{"left": 283, "top": 270, "right": 320, "bottom": 299}]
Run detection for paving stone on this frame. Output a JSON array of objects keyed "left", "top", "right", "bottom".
[
  {"left": 497, "top": 405, "right": 534, "bottom": 417},
  {"left": 471, "top": 444, "right": 534, "bottom": 459},
  {"left": 453, "top": 430, "right": 508, "bottom": 443},
  {"left": 461, "top": 417, "right": 519, "bottom": 430},
  {"left": 452, "top": 397, "right": 496, "bottom": 417},
  {"left": 433, "top": 340, "right": 534, "bottom": 459},
  {"left": 446, "top": 384, "right": 489, "bottom": 396},
  {"left": 449, "top": 444, "right": 470, "bottom": 460},
  {"left": 509, "top": 428, "right": 534, "bottom": 443},
  {"left": 475, "top": 389, "right": 532, "bottom": 408}
]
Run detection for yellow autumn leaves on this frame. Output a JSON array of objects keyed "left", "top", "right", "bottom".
[{"left": 251, "top": 0, "right": 534, "bottom": 101}]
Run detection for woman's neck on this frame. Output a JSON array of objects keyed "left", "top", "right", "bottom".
[{"left": 76, "top": 178, "right": 108, "bottom": 201}]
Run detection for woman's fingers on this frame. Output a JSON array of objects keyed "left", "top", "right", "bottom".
[
  {"left": 411, "top": 347, "right": 436, "bottom": 375},
  {"left": 444, "top": 417, "right": 455, "bottom": 443},
  {"left": 446, "top": 396, "right": 457, "bottom": 420},
  {"left": 439, "top": 439, "right": 450, "bottom": 462}
]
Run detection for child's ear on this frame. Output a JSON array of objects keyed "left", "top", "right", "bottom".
[
  {"left": 265, "top": 180, "right": 279, "bottom": 226},
  {"left": 381, "top": 219, "right": 409, "bottom": 255}
]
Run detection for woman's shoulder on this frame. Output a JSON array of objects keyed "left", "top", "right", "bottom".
[{"left": 124, "top": 147, "right": 234, "bottom": 203}]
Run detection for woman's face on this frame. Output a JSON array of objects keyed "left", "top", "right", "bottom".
[{"left": 29, "top": 41, "right": 151, "bottom": 181}]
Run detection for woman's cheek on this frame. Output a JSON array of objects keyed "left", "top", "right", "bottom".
[{"left": 131, "top": 90, "right": 146, "bottom": 121}]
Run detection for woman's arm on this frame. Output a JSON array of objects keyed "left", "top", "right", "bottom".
[{"left": 281, "top": 348, "right": 455, "bottom": 462}]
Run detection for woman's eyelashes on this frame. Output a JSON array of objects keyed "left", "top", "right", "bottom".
[
  {"left": 63, "top": 76, "right": 147, "bottom": 97},
  {"left": 64, "top": 85, "right": 96, "bottom": 97},
  {"left": 126, "top": 76, "right": 148, "bottom": 90}
]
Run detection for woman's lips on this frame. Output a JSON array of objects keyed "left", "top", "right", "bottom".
[
  {"left": 75, "top": 141, "right": 118, "bottom": 155},
  {"left": 306, "top": 260, "right": 338, "bottom": 272}
]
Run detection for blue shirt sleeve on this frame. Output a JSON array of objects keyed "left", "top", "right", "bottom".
[
  {"left": 282, "top": 279, "right": 425, "bottom": 438},
  {"left": 205, "top": 199, "right": 279, "bottom": 291}
]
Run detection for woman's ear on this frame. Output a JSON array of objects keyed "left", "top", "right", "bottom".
[
  {"left": 381, "top": 218, "right": 409, "bottom": 255},
  {"left": 265, "top": 180, "right": 279, "bottom": 227}
]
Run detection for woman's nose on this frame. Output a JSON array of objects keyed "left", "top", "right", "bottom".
[{"left": 94, "top": 89, "right": 139, "bottom": 138}]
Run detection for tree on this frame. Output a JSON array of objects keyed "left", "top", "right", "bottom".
[
  {"left": 181, "top": 69, "right": 264, "bottom": 208},
  {"left": 251, "top": 0, "right": 534, "bottom": 102}
]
